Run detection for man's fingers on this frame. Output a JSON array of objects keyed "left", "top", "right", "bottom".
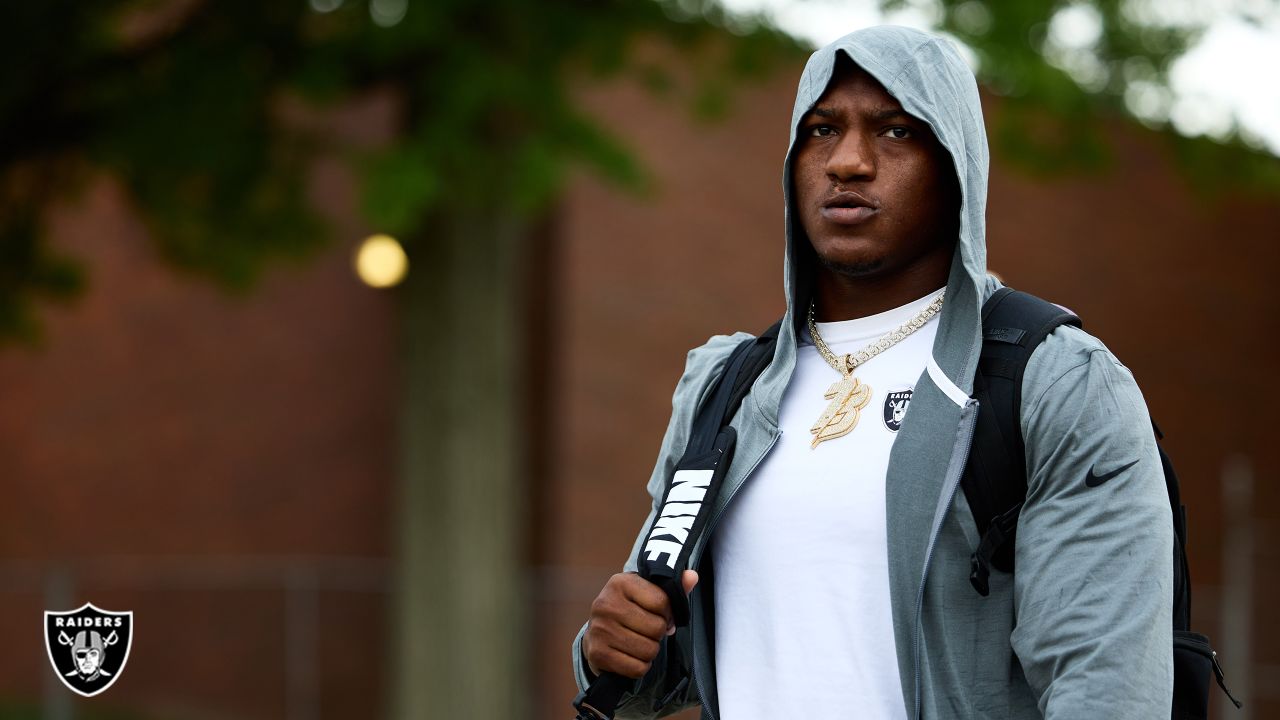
[
  {"left": 593, "top": 578, "right": 670, "bottom": 640},
  {"left": 663, "top": 571, "right": 700, "bottom": 635},
  {"left": 596, "top": 649, "right": 652, "bottom": 680},
  {"left": 609, "top": 629, "right": 661, "bottom": 664},
  {"left": 617, "top": 605, "right": 669, "bottom": 640},
  {"left": 592, "top": 570, "right": 700, "bottom": 652},
  {"left": 619, "top": 573, "right": 670, "bottom": 615},
  {"left": 585, "top": 620, "right": 662, "bottom": 679},
  {"left": 619, "top": 574, "right": 679, "bottom": 632},
  {"left": 682, "top": 569, "right": 699, "bottom": 595}
]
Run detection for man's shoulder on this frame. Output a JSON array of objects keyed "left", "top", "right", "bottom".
[
  {"left": 672, "top": 331, "right": 756, "bottom": 402},
  {"left": 1028, "top": 322, "right": 1131, "bottom": 381},
  {"left": 1022, "top": 321, "right": 1146, "bottom": 420},
  {"left": 682, "top": 331, "right": 755, "bottom": 371}
]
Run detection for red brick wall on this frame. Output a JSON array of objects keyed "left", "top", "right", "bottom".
[{"left": 0, "top": 171, "right": 398, "bottom": 719}]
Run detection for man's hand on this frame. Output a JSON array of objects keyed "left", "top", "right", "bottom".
[{"left": 583, "top": 570, "right": 699, "bottom": 679}]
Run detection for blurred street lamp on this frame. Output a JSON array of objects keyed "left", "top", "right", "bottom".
[{"left": 354, "top": 234, "right": 408, "bottom": 288}]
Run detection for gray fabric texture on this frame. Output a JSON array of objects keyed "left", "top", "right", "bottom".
[{"left": 572, "top": 24, "right": 1172, "bottom": 719}]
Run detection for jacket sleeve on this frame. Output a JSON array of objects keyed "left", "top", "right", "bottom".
[
  {"left": 1011, "top": 326, "right": 1173, "bottom": 718},
  {"left": 571, "top": 332, "right": 751, "bottom": 719}
]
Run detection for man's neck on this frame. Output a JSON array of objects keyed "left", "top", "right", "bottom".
[{"left": 811, "top": 263, "right": 950, "bottom": 321}]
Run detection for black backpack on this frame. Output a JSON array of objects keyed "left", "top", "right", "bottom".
[
  {"left": 718, "top": 287, "right": 1241, "bottom": 719},
  {"left": 959, "top": 287, "right": 1241, "bottom": 718}
]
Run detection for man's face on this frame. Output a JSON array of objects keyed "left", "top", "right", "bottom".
[{"left": 793, "top": 58, "right": 959, "bottom": 284}]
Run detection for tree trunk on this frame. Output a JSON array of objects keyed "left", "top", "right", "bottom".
[{"left": 390, "top": 210, "right": 529, "bottom": 719}]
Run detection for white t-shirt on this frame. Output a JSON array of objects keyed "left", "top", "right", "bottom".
[{"left": 710, "top": 289, "right": 943, "bottom": 719}]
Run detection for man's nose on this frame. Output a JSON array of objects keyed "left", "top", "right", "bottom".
[{"left": 826, "top": 133, "right": 875, "bottom": 182}]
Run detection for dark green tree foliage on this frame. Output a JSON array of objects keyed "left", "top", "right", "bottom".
[
  {"left": 0, "top": 0, "right": 802, "bottom": 343},
  {"left": 910, "top": 0, "right": 1280, "bottom": 187},
  {"left": 3, "top": 0, "right": 1276, "bottom": 343}
]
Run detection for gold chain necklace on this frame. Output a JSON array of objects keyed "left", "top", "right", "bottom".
[{"left": 807, "top": 290, "right": 945, "bottom": 448}]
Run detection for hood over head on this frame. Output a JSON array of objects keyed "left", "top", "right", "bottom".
[{"left": 761, "top": 25, "right": 994, "bottom": 421}]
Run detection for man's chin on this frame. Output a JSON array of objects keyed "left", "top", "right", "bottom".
[{"left": 816, "top": 253, "right": 884, "bottom": 279}]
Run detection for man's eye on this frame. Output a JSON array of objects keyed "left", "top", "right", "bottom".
[
  {"left": 809, "top": 125, "right": 835, "bottom": 137},
  {"left": 882, "top": 126, "right": 912, "bottom": 139}
]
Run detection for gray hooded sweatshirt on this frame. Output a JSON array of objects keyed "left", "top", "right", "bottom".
[{"left": 572, "top": 25, "right": 1173, "bottom": 719}]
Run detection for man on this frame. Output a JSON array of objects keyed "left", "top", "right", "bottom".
[{"left": 572, "top": 25, "right": 1172, "bottom": 719}]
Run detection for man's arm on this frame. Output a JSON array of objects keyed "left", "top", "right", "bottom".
[
  {"left": 571, "top": 331, "right": 751, "bottom": 719},
  {"left": 1011, "top": 326, "right": 1173, "bottom": 718}
]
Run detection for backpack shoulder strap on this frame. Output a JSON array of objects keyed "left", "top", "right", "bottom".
[
  {"left": 577, "top": 322, "right": 781, "bottom": 718},
  {"left": 686, "top": 319, "right": 782, "bottom": 453},
  {"left": 963, "top": 287, "right": 1081, "bottom": 596},
  {"left": 726, "top": 319, "right": 782, "bottom": 417},
  {"left": 1155, "top": 423, "right": 1192, "bottom": 631}
]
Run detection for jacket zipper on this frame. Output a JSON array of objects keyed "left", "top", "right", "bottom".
[
  {"left": 690, "top": 429, "right": 782, "bottom": 720},
  {"left": 912, "top": 400, "right": 978, "bottom": 720}
]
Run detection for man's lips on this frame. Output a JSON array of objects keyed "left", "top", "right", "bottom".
[
  {"left": 820, "top": 191, "right": 879, "bottom": 225},
  {"left": 820, "top": 206, "right": 878, "bottom": 224}
]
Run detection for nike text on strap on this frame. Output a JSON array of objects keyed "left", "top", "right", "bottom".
[{"left": 572, "top": 323, "right": 781, "bottom": 720}]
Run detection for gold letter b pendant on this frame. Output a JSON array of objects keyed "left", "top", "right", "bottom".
[{"left": 810, "top": 375, "right": 872, "bottom": 449}]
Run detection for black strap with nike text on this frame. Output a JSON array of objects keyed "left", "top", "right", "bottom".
[{"left": 572, "top": 321, "right": 781, "bottom": 720}]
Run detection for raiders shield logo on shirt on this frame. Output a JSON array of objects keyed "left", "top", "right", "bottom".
[
  {"left": 44, "top": 603, "right": 133, "bottom": 697},
  {"left": 882, "top": 389, "right": 913, "bottom": 432}
]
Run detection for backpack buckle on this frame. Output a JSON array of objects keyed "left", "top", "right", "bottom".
[
  {"left": 970, "top": 504, "right": 1021, "bottom": 597},
  {"left": 969, "top": 552, "right": 991, "bottom": 596},
  {"left": 652, "top": 675, "right": 690, "bottom": 712}
]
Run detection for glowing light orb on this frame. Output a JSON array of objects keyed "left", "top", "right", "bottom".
[{"left": 354, "top": 234, "right": 408, "bottom": 288}]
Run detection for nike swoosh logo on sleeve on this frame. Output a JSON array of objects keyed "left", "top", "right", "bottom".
[{"left": 1084, "top": 459, "right": 1141, "bottom": 488}]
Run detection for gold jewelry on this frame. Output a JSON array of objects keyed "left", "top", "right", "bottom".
[{"left": 807, "top": 290, "right": 945, "bottom": 448}]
